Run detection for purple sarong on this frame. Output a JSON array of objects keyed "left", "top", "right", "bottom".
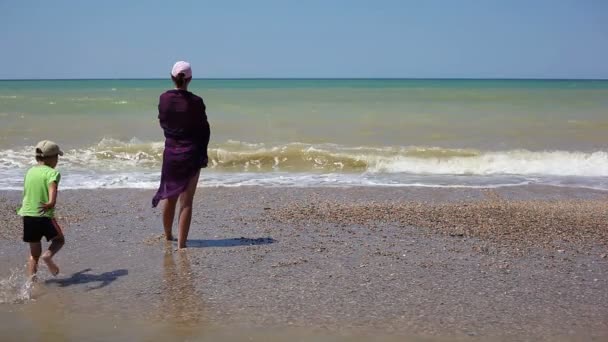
[{"left": 152, "top": 89, "right": 210, "bottom": 207}]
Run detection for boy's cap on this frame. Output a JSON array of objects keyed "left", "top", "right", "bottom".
[
  {"left": 171, "top": 61, "right": 192, "bottom": 78},
  {"left": 35, "top": 140, "right": 63, "bottom": 157}
]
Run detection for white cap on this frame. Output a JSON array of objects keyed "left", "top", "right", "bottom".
[{"left": 171, "top": 61, "right": 192, "bottom": 78}]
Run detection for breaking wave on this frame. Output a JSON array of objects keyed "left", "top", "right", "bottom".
[{"left": 0, "top": 139, "right": 606, "bottom": 189}]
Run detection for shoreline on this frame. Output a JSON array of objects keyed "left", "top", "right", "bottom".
[{"left": 1, "top": 185, "right": 607, "bottom": 341}]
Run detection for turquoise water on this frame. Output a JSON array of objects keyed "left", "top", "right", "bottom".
[{"left": 1, "top": 79, "right": 607, "bottom": 189}]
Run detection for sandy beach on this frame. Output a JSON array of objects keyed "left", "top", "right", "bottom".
[{"left": 1, "top": 185, "right": 607, "bottom": 341}]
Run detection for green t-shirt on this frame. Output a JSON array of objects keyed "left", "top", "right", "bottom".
[{"left": 17, "top": 165, "right": 61, "bottom": 218}]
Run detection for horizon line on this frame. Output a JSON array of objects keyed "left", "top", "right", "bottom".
[{"left": 1, "top": 77, "right": 608, "bottom": 81}]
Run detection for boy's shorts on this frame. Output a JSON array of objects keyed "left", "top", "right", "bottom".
[{"left": 22, "top": 216, "right": 63, "bottom": 243}]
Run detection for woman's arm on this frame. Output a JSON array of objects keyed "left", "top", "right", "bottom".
[{"left": 199, "top": 99, "right": 211, "bottom": 167}]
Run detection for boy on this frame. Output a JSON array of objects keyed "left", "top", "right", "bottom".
[{"left": 17, "top": 140, "right": 65, "bottom": 278}]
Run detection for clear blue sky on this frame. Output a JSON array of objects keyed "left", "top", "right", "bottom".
[{"left": 0, "top": 0, "right": 606, "bottom": 79}]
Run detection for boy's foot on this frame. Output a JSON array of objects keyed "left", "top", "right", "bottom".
[
  {"left": 27, "top": 256, "right": 38, "bottom": 277},
  {"left": 165, "top": 234, "right": 176, "bottom": 241},
  {"left": 28, "top": 274, "right": 38, "bottom": 283},
  {"left": 41, "top": 253, "right": 59, "bottom": 276}
]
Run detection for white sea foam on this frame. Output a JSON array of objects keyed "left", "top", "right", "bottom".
[
  {"left": 0, "top": 140, "right": 606, "bottom": 190},
  {"left": 365, "top": 150, "right": 608, "bottom": 177}
]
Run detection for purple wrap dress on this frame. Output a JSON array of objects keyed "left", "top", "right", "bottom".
[{"left": 152, "top": 89, "right": 210, "bottom": 207}]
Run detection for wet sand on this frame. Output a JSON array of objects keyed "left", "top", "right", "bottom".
[{"left": 0, "top": 186, "right": 607, "bottom": 341}]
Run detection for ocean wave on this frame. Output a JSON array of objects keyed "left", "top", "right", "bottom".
[
  {"left": 1, "top": 139, "right": 607, "bottom": 177},
  {"left": 367, "top": 150, "right": 608, "bottom": 177},
  {"left": 212, "top": 144, "right": 608, "bottom": 176},
  {"left": 2, "top": 171, "right": 606, "bottom": 191}
]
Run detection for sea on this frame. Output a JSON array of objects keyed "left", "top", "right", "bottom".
[{"left": 0, "top": 79, "right": 607, "bottom": 190}]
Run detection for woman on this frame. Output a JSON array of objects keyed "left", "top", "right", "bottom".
[{"left": 152, "top": 61, "right": 210, "bottom": 249}]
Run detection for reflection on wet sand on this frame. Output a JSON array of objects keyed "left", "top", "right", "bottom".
[{"left": 158, "top": 244, "right": 206, "bottom": 331}]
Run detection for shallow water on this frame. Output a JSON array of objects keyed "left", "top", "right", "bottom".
[
  {"left": 0, "top": 250, "right": 438, "bottom": 342},
  {"left": 0, "top": 268, "right": 33, "bottom": 304},
  {"left": 1, "top": 186, "right": 607, "bottom": 341}
]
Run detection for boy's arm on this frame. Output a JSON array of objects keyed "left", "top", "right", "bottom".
[{"left": 39, "top": 181, "right": 58, "bottom": 214}]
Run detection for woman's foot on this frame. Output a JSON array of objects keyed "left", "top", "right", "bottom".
[{"left": 41, "top": 252, "right": 59, "bottom": 276}]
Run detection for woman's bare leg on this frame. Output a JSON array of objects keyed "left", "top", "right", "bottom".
[
  {"left": 177, "top": 171, "right": 200, "bottom": 249},
  {"left": 163, "top": 197, "right": 178, "bottom": 240}
]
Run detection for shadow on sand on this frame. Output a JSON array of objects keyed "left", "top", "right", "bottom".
[
  {"left": 185, "top": 237, "right": 276, "bottom": 248},
  {"left": 45, "top": 268, "right": 128, "bottom": 291}
]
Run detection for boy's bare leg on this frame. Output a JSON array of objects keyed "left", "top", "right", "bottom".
[
  {"left": 28, "top": 242, "right": 42, "bottom": 277},
  {"left": 163, "top": 197, "right": 178, "bottom": 241},
  {"left": 177, "top": 172, "right": 200, "bottom": 249},
  {"left": 41, "top": 236, "right": 64, "bottom": 276}
]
